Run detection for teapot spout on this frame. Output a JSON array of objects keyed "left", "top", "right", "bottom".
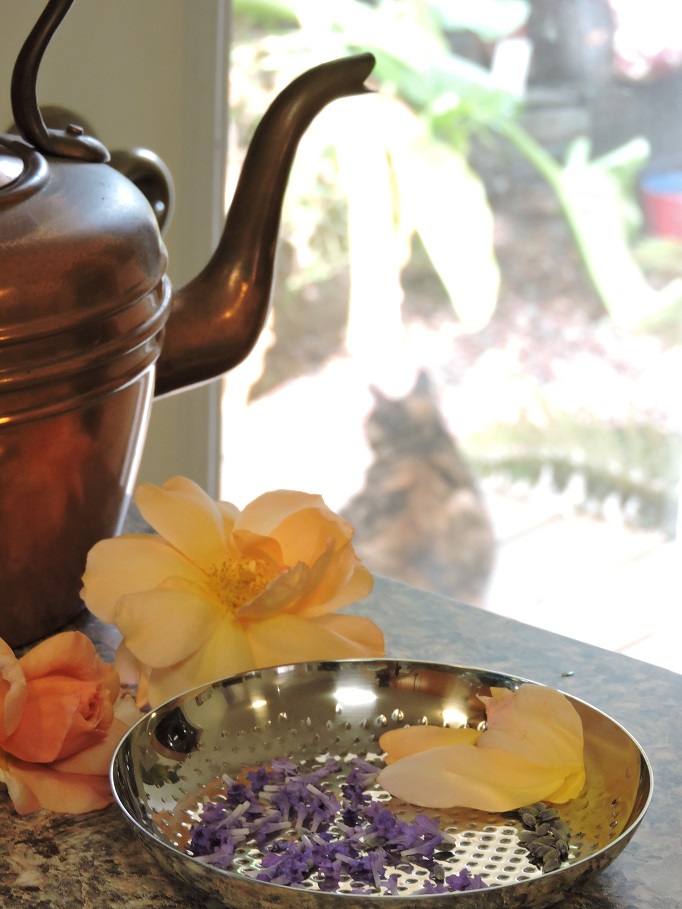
[{"left": 155, "top": 53, "right": 376, "bottom": 397}]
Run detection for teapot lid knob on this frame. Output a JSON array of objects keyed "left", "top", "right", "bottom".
[{"left": 11, "top": 0, "right": 109, "bottom": 163}]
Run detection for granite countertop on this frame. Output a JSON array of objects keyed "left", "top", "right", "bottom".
[{"left": 2, "top": 575, "right": 678, "bottom": 908}]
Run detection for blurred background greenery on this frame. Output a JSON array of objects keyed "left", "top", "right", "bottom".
[{"left": 226, "top": 0, "right": 682, "bottom": 540}]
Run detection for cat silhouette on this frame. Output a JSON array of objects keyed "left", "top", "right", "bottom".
[{"left": 342, "top": 371, "right": 496, "bottom": 607}]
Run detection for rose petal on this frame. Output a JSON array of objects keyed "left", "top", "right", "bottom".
[
  {"left": 295, "top": 549, "right": 373, "bottom": 618},
  {"left": 135, "top": 476, "right": 229, "bottom": 567},
  {"left": 114, "top": 645, "right": 152, "bottom": 710},
  {"left": 0, "top": 755, "right": 40, "bottom": 815},
  {"left": 113, "top": 642, "right": 143, "bottom": 688},
  {"left": 246, "top": 612, "right": 385, "bottom": 667},
  {"left": 317, "top": 562, "right": 374, "bottom": 613},
  {"left": 4, "top": 755, "right": 113, "bottom": 814},
  {"left": 235, "top": 490, "right": 323, "bottom": 537},
  {"left": 52, "top": 717, "right": 129, "bottom": 775},
  {"left": 115, "top": 582, "right": 222, "bottom": 668},
  {"left": 144, "top": 615, "right": 254, "bottom": 708},
  {"left": 2, "top": 677, "right": 112, "bottom": 763},
  {"left": 114, "top": 691, "right": 143, "bottom": 728},
  {"left": 377, "top": 744, "right": 574, "bottom": 812},
  {"left": 18, "top": 632, "right": 119, "bottom": 702},
  {"left": 0, "top": 638, "right": 26, "bottom": 740},
  {"left": 544, "top": 766, "right": 586, "bottom": 803},
  {"left": 377, "top": 686, "right": 586, "bottom": 811},
  {"left": 478, "top": 686, "right": 584, "bottom": 768},
  {"left": 217, "top": 499, "right": 240, "bottom": 536},
  {"left": 380, "top": 725, "right": 482, "bottom": 764},
  {"left": 236, "top": 562, "right": 310, "bottom": 619},
  {"left": 232, "top": 529, "right": 284, "bottom": 568},
  {"left": 270, "top": 504, "right": 354, "bottom": 568},
  {"left": 82, "top": 535, "right": 205, "bottom": 623},
  {"left": 286, "top": 540, "right": 341, "bottom": 613}
]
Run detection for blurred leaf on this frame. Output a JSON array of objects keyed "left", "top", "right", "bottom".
[
  {"left": 634, "top": 236, "right": 682, "bottom": 272},
  {"left": 558, "top": 137, "right": 682, "bottom": 328},
  {"left": 408, "top": 143, "right": 499, "bottom": 329},
  {"left": 430, "top": 0, "right": 530, "bottom": 41},
  {"left": 233, "top": 0, "right": 299, "bottom": 25},
  {"left": 235, "top": 0, "right": 668, "bottom": 333},
  {"left": 329, "top": 95, "right": 412, "bottom": 357},
  {"left": 383, "top": 99, "right": 498, "bottom": 329},
  {"left": 503, "top": 123, "right": 682, "bottom": 329}
]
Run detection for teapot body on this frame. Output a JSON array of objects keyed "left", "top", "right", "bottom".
[
  {"left": 0, "top": 141, "right": 171, "bottom": 646},
  {"left": 0, "top": 360, "right": 159, "bottom": 646}
]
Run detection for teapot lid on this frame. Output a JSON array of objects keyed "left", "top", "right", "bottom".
[
  {"left": 0, "top": 134, "right": 167, "bottom": 337},
  {"left": 0, "top": 133, "right": 171, "bottom": 425}
]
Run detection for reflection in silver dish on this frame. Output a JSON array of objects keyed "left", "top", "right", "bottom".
[{"left": 111, "top": 659, "right": 652, "bottom": 908}]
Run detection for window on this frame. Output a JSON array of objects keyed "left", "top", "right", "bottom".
[{"left": 221, "top": 0, "right": 681, "bottom": 673}]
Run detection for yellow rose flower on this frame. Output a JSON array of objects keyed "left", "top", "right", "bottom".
[
  {"left": 378, "top": 684, "right": 585, "bottom": 812},
  {"left": 81, "top": 477, "right": 383, "bottom": 708}
]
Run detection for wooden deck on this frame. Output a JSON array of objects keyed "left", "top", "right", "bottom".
[{"left": 482, "top": 485, "right": 681, "bottom": 674}]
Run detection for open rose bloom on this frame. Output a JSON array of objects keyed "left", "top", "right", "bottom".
[
  {"left": 82, "top": 477, "right": 384, "bottom": 709},
  {"left": 0, "top": 631, "right": 130, "bottom": 815}
]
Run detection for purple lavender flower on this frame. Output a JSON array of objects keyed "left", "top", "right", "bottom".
[
  {"left": 246, "top": 764, "right": 272, "bottom": 794},
  {"left": 224, "top": 779, "right": 257, "bottom": 809},
  {"left": 258, "top": 840, "right": 315, "bottom": 884},
  {"left": 446, "top": 868, "right": 488, "bottom": 891},
  {"left": 188, "top": 756, "right": 489, "bottom": 894}
]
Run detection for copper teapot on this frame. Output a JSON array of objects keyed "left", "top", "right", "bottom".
[{"left": 0, "top": 0, "right": 375, "bottom": 647}]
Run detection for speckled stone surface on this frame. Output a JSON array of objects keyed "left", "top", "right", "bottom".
[{"left": 2, "top": 573, "right": 679, "bottom": 908}]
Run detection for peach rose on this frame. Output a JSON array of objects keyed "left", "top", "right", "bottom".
[
  {"left": 82, "top": 477, "right": 384, "bottom": 709},
  {"left": 0, "top": 631, "right": 129, "bottom": 815}
]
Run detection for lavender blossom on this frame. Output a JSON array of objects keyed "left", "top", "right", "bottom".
[{"left": 189, "top": 756, "right": 489, "bottom": 894}]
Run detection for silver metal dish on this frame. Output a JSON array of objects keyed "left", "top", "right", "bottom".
[{"left": 111, "top": 659, "right": 652, "bottom": 908}]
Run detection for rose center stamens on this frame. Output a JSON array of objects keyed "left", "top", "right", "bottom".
[{"left": 208, "top": 558, "right": 277, "bottom": 612}]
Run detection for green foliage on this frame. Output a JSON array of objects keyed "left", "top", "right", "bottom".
[
  {"left": 233, "top": 0, "right": 678, "bottom": 332},
  {"left": 430, "top": 0, "right": 530, "bottom": 42},
  {"left": 232, "top": 0, "right": 524, "bottom": 331},
  {"left": 500, "top": 124, "right": 682, "bottom": 329},
  {"left": 467, "top": 406, "right": 680, "bottom": 533}
]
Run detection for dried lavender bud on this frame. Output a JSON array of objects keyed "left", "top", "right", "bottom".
[
  {"left": 539, "top": 808, "right": 559, "bottom": 821},
  {"left": 514, "top": 802, "right": 572, "bottom": 874},
  {"left": 555, "top": 838, "right": 569, "bottom": 859},
  {"left": 553, "top": 821, "right": 571, "bottom": 840},
  {"left": 527, "top": 842, "right": 554, "bottom": 858},
  {"left": 535, "top": 834, "right": 559, "bottom": 846},
  {"left": 518, "top": 830, "right": 538, "bottom": 844},
  {"left": 543, "top": 852, "right": 561, "bottom": 872}
]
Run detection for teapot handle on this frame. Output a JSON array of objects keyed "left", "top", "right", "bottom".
[
  {"left": 108, "top": 148, "right": 175, "bottom": 235},
  {"left": 10, "top": 0, "right": 110, "bottom": 162}
]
